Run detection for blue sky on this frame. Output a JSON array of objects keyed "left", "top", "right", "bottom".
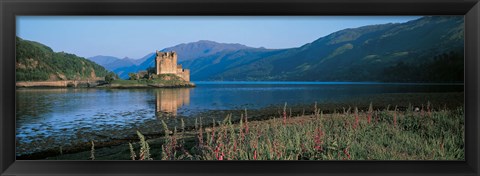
[{"left": 17, "top": 16, "right": 421, "bottom": 59}]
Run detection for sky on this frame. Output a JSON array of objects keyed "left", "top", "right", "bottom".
[{"left": 17, "top": 16, "right": 421, "bottom": 59}]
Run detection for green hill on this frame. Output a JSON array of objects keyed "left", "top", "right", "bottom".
[
  {"left": 16, "top": 37, "right": 111, "bottom": 81},
  {"left": 181, "top": 16, "right": 464, "bottom": 83}
]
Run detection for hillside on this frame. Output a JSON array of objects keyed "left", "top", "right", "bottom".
[
  {"left": 16, "top": 37, "right": 111, "bottom": 81},
  {"left": 181, "top": 48, "right": 286, "bottom": 80},
  {"left": 181, "top": 16, "right": 464, "bottom": 83}
]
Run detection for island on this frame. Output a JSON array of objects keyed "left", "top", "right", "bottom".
[{"left": 100, "top": 51, "right": 195, "bottom": 88}]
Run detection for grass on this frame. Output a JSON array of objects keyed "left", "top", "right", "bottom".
[
  {"left": 110, "top": 79, "right": 148, "bottom": 85},
  {"left": 82, "top": 102, "right": 464, "bottom": 160},
  {"left": 109, "top": 74, "right": 192, "bottom": 87}
]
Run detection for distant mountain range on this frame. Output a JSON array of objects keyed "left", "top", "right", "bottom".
[
  {"left": 88, "top": 16, "right": 464, "bottom": 82},
  {"left": 88, "top": 55, "right": 137, "bottom": 71},
  {"left": 16, "top": 37, "right": 111, "bottom": 81},
  {"left": 89, "top": 40, "right": 254, "bottom": 79}
]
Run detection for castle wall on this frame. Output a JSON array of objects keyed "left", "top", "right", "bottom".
[
  {"left": 179, "top": 69, "right": 190, "bottom": 82},
  {"left": 159, "top": 57, "right": 177, "bottom": 74},
  {"left": 176, "top": 67, "right": 183, "bottom": 74},
  {"left": 155, "top": 51, "right": 190, "bottom": 82}
]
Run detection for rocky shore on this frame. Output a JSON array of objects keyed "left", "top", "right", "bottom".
[
  {"left": 100, "top": 82, "right": 195, "bottom": 88},
  {"left": 16, "top": 80, "right": 107, "bottom": 88}
]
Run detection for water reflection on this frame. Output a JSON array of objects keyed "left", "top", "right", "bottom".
[{"left": 155, "top": 88, "right": 191, "bottom": 117}]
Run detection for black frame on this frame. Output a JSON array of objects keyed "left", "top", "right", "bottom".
[{"left": 1, "top": 0, "right": 479, "bottom": 175}]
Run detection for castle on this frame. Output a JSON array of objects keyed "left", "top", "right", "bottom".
[{"left": 155, "top": 51, "right": 190, "bottom": 82}]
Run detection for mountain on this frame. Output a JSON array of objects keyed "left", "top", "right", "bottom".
[
  {"left": 113, "top": 40, "right": 253, "bottom": 79},
  {"left": 113, "top": 54, "right": 155, "bottom": 79},
  {"left": 164, "top": 40, "right": 252, "bottom": 62},
  {"left": 88, "top": 55, "right": 119, "bottom": 66},
  {"left": 181, "top": 48, "right": 286, "bottom": 80},
  {"left": 16, "top": 37, "right": 111, "bottom": 81},
  {"left": 88, "top": 55, "right": 136, "bottom": 71},
  {"left": 182, "top": 16, "right": 464, "bottom": 83}
]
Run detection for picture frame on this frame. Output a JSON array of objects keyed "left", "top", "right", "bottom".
[{"left": 1, "top": 0, "right": 479, "bottom": 175}]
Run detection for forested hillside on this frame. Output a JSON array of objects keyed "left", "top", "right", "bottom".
[{"left": 16, "top": 37, "right": 111, "bottom": 81}]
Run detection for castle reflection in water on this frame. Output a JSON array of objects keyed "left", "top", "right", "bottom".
[{"left": 155, "top": 88, "right": 191, "bottom": 117}]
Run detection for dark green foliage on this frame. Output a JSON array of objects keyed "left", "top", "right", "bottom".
[
  {"left": 16, "top": 37, "right": 111, "bottom": 81},
  {"left": 147, "top": 67, "right": 156, "bottom": 75},
  {"left": 111, "top": 73, "right": 190, "bottom": 86},
  {"left": 128, "top": 73, "right": 138, "bottom": 80},
  {"left": 104, "top": 72, "right": 117, "bottom": 83},
  {"left": 381, "top": 51, "right": 464, "bottom": 83}
]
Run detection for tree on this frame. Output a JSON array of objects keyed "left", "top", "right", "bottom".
[
  {"left": 128, "top": 73, "right": 138, "bottom": 80},
  {"left": 105, "top": 72, "right": 116, "bottom": 83},
  {"left": 147, "top": 67, "right": 156, "bottom": 75}
]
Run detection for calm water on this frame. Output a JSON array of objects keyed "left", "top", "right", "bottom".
[{"left": 15, "top": 82, "right": 463, "bottom": 156}]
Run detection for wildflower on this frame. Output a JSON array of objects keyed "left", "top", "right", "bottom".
[
  {"left": 420, "top": 104, "right": 425, "bottom": 117},
  {"left": 197, "top": 127, "right": 204, "bottom": 147},
  {"left": 314, "top": 127, "right": 324, "bottom": 151},
  {"left": 219, "top": 154, "right": 224, "bottom": 160},
  {"left": 244, "top": 109, "right": 249, "bottom": 134},
  {"left": 343, "top": 147, "right": 351, "bottom": 160},
  {"left": 129, "top": 143, "right": 136, "bottom": 160},
  {"left": 211, "top": 127, "right": 216, "bottom": 144},
  {"left": 283, "top": 102, "right": 287, "bottom": 125},
  {"left": 90, "top": 140, "right": 95, "bottom": 160},
  {"left": 427, "top": 101, "right": 432, "bottom": 117},
  {"left": 367, "top": 103, "right": 373, "bottom": 124},
  {"left": 344, "top": 120, "right": 350, "bottom": 129},
  {"left": 137, "top": 131, "right": 152, "bottom": 160},
  {"left": 367, "top": 113, "right": 372, "bottom": 124},
  {"left": 393, "top": 107, "right": 397, "bottom": 128},
  {"left": 353, "top": 107, "right": 359, "bottom": 129},
  {"left": 214, "top": 145, "right": 220, "bottom": 160},
  {"left": 233, "top": 140, "right": 237, "bottom": 151}
]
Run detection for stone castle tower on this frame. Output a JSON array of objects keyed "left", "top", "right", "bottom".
[{"left": 155, "top": 51, "right": 190, "bottom": 82}]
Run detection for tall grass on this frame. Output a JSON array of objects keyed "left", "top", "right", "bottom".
[{"left": 129, "top": 103, "right": 464, "bottom": 160}]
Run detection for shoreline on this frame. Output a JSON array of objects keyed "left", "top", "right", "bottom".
[
  {"left": 99, "top": 82, "right": 195, "bottom": 88},
  {"left": 16, "top": 80, "right": 463, "bottom": 88},
  {"left": 17, "top": 103, "right": 464, "bottom": 160},
  {"left": 16, "top": 80, "right": 106, "bottom": 88},
  {"left": 16, "top": 80, "right": 196, "bottom": 88},
  {"left": 22, "top": 107, "right": 464, "bottom": 160}
]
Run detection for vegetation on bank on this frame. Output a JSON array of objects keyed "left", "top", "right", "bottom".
[
  {"left": 106, "top": 74, "right": 194, "bottom": 88},
  {"left": 51, "top": 103, "right": 464, "bottom": 160}
]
